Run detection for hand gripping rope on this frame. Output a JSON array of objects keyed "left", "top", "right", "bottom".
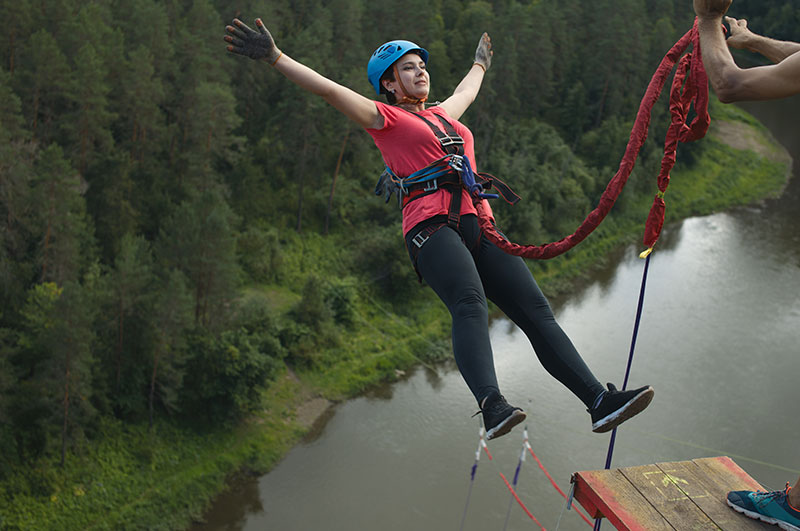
[{"left": 475, "top": 18, "right": 710, "bottom": 259}]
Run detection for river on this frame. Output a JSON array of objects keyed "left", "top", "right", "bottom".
[{"left": 193, "top": 96, "right": 800, "bottom": 530}]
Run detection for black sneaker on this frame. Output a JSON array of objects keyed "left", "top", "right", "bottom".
[
  {"left": 476, "top": 392, "right": 526, "bottom": 440},
  {"left": 589, "top": 383, "right": 654, "bottom": 433}
]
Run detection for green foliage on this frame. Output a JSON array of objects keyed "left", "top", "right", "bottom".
[
  {"left": 237, "top": 225, "right": 285, "bottom": 283},
  {"left": 182, "top": 327, "right": 283, "bottom": 424}
]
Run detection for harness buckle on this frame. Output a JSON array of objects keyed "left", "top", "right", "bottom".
[
  {"left": 411, "top": 232, "right": 430, "bottom": 248},
  {"left": 423, "top": 178, "right": 438, "bottom": 192},
  {"left": 439, "top": 135, "right": 464, "bottom": 148},
  {"left": 448, "top": 155, "right": 464, "bottom": 172}
]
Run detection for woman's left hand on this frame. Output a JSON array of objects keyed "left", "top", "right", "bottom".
[{"left": 474, "top": 32, "right": 492, "bottom": 72}]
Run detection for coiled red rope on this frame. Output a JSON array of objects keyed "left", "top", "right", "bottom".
[{"left": 476, "top": 19, "right": 710, "bottom": 258}]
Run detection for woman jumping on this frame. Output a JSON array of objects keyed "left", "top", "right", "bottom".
[{"left": 224, "top": 18, "right": 654, "bottom": 440}]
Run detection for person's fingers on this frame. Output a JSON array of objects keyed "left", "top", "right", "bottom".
[
  {"left": 255, "top": 18, "right": 269, "bottom": 36},
  {"left": 226, "top": 24, "right": 248, "bottom": 40},
  {"left": 226, "top": 44, "right": 246, "bottom": 56},
  {"left": 233, "top": 18, "right": 256, "bottom": 35},
  {"left": 223, "top": 35, "right": 245, "bottom": 48}
]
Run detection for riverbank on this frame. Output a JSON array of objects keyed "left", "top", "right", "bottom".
[{"left": 0, "top": 101, "right": 791, "bottom": 531}]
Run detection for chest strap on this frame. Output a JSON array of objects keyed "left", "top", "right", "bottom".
[{"left": 374, "top": 109, "right": 521, "bottom": 228}]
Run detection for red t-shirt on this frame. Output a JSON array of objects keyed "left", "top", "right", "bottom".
[{"left": 366, "top": 102, "right": 491, "bottom": 235}]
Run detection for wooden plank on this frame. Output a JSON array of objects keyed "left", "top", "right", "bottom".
[
  {"left": 658, "top": 459, "right": 771, "bottom": 530},
  {"left": 692, "top": 456, "right": 765, "bottom": 492},
  {"left": 619, "top": 463, "right": 720, "bottom": 530},
  {"left": 572, "top": 468, "right": 675, "bottom": 531}
]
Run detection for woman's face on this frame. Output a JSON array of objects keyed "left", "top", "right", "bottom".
[{"left": 383, "top": 52, "right": 430, "bottom": 100}]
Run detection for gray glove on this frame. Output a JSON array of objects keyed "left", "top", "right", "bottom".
[
  {"left": 474, "top": 32, "right": 492, "bottom": 72},
  {"left": 225, "top": 18, "right": 282, "bottom": 63}
]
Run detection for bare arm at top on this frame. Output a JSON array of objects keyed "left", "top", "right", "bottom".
[{"left": 694, "top": 0, "right": 800, "bottom": 102}]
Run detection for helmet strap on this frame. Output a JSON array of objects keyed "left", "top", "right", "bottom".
[{"left": 392, "top": 64, "right": 427, "bottom": 105}]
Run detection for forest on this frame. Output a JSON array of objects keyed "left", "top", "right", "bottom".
[{"left": 1, "top": 0, "right": 798, "bottom": 528}]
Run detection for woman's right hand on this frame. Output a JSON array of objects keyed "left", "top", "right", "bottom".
[
  {"left": 225, "top": 18, "right": 282, "bottom": 63},
  {"left": 724, "top": 16, "right": 756, "bottom": 50}
]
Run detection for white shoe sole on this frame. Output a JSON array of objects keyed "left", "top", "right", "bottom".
[
  {"left": 591, "top": 387, "right": 654, "bottom": 433},
  {"left": 727, "top": 498, "right": 800, "bottom": 531},
  {"left": 486, "top": 410, "right": 526, "bottom": 440}
]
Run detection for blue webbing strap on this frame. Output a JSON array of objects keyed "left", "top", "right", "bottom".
[{"left": 593, "top": 252, "right": 652, "bottom": 531}]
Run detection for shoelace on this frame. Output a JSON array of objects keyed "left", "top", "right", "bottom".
[
  {"left": 471, "top": 394, "right": 508, "bottom": 418},
  {"left": 752, "top": 484, "right": 791, "bottom": 508}
]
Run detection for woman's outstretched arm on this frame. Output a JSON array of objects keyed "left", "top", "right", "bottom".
[
  {"left": 438, "top": 33, "right": 493, "bottom": 120},
  {"left": 225, "top": 18, "right": 383, "bottom": 130}
]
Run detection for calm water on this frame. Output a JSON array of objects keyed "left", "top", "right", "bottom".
[{"left": 194, "top": 96, "right": 800, "bottom": 530}]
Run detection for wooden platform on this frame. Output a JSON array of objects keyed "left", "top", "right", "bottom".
[{"left": 571, "top": 456, "right": 775, "bottom": 530}]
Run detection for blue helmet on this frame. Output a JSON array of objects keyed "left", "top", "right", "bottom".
[{"left": 367, "top": 40, "right": 429, "bottom": 95}]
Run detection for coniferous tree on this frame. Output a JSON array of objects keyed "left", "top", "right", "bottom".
[
  {"left": 15, "top": 30, "right": 74, "bottom": 144},
  {"left": 35, "top": 145, "right": 95, "bottom": 286},
  {"left": 15, "top": 280, "right": 97, "bottom": 465},
  {"left": 106, "top": 233, "right": 155, "bottom": 402},
  {"left": 0, "top": 68, "right": 37, "bottom": 310},
  {"left": 65, "top": 43, "right": 116, "bottom": 175},
  {"left": 156, "top": 190, "right": 241, "bottom": 328},
  {"left": 0, "top": 0, "right": 33, "bottom": 75},
  {"left": 147, "top": 269, "right": 192, "bottom": 429}
]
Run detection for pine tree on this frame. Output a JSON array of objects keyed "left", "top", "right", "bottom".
[
  {"left": 156, "top": 190, "right": 241, "bottom": 328},
  {"left": 34, "top": 145, "right": 95, "bottom": 285},
  {"left": 16, "top": 281, "right": 97, "bottom": 465},
  {"left": 0, "top": 0, "right": 33, "bottom": 75},
  {"left": 14, "top": 30, "right": 74, "bottom": 144},
  {"left": 65, "top": 43, "right": 116, "bottom": 175},
  {"left": 0, "top": 68, "right": 37, "bottom": 309},
  {"left": 107, "top": 234, "right": 154, "bottom": 398},
  {"left": 147, "top": 269, "right": 192, "bottom": 429}
]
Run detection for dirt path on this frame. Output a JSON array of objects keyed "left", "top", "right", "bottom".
[{"left": 710, "top": 118, "right": 792, "bottom": 166}]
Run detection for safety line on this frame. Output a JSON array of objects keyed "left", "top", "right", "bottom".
[
  {"left": 459, "top": 424, "right": 492, "bottom": 531},
  {"left": 593, "top": 252, "right": 652, "bottom": 531},
  {"left": 499, "top": 472, "right": 546, "bottom": 530},
  {"left": 525, "top": 442, "right": 593, "bottom": 527}
]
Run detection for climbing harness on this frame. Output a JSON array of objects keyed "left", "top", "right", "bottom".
[
  {"left": 375, "top": 111, "right": 519, "bottom": 225},
  {"left": 378, "top": 109, "right": 520, "bottom": 277}
]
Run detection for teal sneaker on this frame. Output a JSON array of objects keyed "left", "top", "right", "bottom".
[{"left": 727, "top": 484, "right": 800, "bottom": 531}]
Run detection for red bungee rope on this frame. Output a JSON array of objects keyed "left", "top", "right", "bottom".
[{"left": 476, "top": 19, "right": 710, "bottom": 259}]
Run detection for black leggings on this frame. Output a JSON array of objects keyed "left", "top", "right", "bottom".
[{"left": 407, "top": 215, "right": 605, "bottom": 407}]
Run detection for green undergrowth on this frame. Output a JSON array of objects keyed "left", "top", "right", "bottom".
[{"left": 0, "top": 374, "right": 304, "bottom": 531}]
